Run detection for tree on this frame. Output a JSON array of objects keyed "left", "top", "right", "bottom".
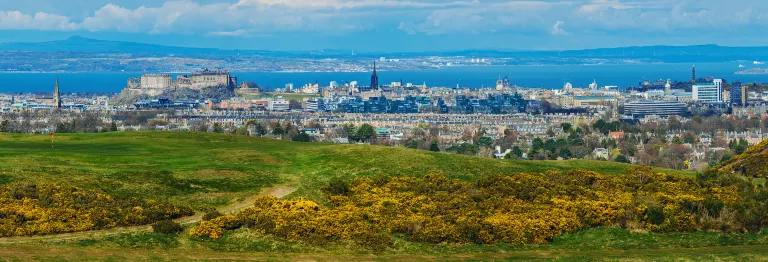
[
  {"left": 429, "top": 140, "right": 440, "bottom": 152},
  {"left": 110, "top": 122, "right": 118, "bottom": 132},
  {"left": 615, "top": 155, "right": 630, "bottom": 163},
  {"left": 559, "top": 147, "right": 572, "bottom": 159},
  {"left": 0, "top": 120, "right": 9, "bottom": 132},
  {"left": 292, "top": 133, "right": 311, "bottom": 142},
  {"left": 356, "top": 124, "right": 376, "bottom": 142},
  {"left": 56, "top": 122, "right": 67, "bottom": 133},
  {"left": 476, "top": 136, "right": 494, "bottom": 148},
  {"left": 289, "top": 99, "right": 303, "bottom": 110},
  {"left": 212, "top": 123, "right": 224, "bottom": 133},
  {"left": 507, "top": 146, "right": 524, "bottom": 159},
  {"left": 407, "top": 140, "right": 420, "bottom": 149},
  {"left": 448, "top": 143, "right": 477, "bottom": 155},
  {"left": 560, "top": 123, "right": 573, "bottom": 132},
  {"left": 272, "top": 125, "right": 284, "bottom": 136}
]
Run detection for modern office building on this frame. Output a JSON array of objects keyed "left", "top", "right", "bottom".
[
  {"left": 692, "top": 82, "right": 722, "bottom": 103},
  {"left": 730, "top": 81, "right": 747, "bottom": 107},
  {"left": 624, "top": 101, "right": 686, "bottom": 117}
]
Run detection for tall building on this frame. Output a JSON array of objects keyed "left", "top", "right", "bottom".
[
  {"left": 692, "top": 65, "right": 696, "bottom": 83},
  {"left": 692, "top": 82, "right": 722, "bottom": 103},
  {"left": 370, "top": 61, "right": 379, "bottom": 91},
  {"left": 53, "top": 77, "right": 62, "bottom": 109},
  {"left": 730, "top": 81, "right": 746, "bottom": 107}
]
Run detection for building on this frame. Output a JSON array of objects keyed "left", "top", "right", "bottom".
[
  {"left": 361, "top": 62, "right": 379, "bottom": 93},
  {"left": 53, "top": 77, "right": 62, "bottom": 109},
  {"left": 268, "top": 97, "right": 290, "bottom": 111},
  {"left": 730, "top": 81, "right": 747, "bottom": 107},
  {"left": 713, "top": 79, "right": 724, "bottom": 94},
  {"left": 692, "top": 82, "right": 722, "bottom": 103},
  {"left": 123, "top": 69, "right": 236, "bottom": 96},
  {"left": 573, "top": 96, "right": 616, "bottom": 109},
  {"left": 624, "top": 101, "right": 686, "bottom": 117}
]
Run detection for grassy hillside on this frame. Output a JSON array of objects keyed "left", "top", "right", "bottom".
[
  {"left": 0, "top": 131, "right": 692, "bottom": 209},
  {"left": 7, "top": 131, "right": 766, "bottom": 261}
]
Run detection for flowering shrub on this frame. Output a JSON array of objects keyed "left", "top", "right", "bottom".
[
  {"left": 0, "top": 184, "right": 194, "bottom": 237},
  {"left": 191, "top": 167, "right": 768, "bottom": 247}
]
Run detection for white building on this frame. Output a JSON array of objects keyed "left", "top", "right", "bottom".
[
  {"left": 268, "top": 97, "right": 290, "bottom": 111},
  {"left": 692, "top": 82, "right": 722, "bottom": 103}
]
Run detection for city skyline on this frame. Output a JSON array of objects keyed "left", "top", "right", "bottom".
[{"left": 1, "top": 0, "right": 766, "bottom": 52}]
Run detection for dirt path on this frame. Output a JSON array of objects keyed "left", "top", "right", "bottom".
[{"left": 0, "top": 185, "right": 297, "bottom": 245}]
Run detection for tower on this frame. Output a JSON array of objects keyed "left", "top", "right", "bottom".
[
  {"left": 53, "top": 77, "right": 62, "bottom": 109},
  {"left": 370, "top": 61, "right": 379, "bottom": 91},
  {"left": 692, "top": 65, "right": 696, "bottom": 83}
]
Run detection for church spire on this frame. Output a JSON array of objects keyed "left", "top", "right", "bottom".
[
  {"left": 53, "top": 77, "right": 61, "bottom": 109},
  {"left": 370, "top": 61, "right": 379, "bottom": 90}
]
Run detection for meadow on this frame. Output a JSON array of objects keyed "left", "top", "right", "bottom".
[{"left": 2, "top": 131, "right": 767, "bottom": 261}]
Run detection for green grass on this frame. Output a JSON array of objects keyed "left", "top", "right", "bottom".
[
  {"left": 5, "top": 131, "right": 759, "bottom": 261},
  {"left": 7, "top": 227, "right": 767, "bottom": 261},
  {"left": 0, "top": 131, "right": 692, "bottom": 208}
]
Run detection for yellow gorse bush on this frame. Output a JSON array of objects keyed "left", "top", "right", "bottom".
[
  {"left": 192, "top": 167, "right": 768, "bottom": 248},
  {"left": 0, "top": 184, "right": 194, "bottom": 237}
]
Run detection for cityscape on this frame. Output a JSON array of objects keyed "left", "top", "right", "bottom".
[
  {"left": 3, "top": 0, "right": 768, "bottom": 260},
  {"left": 2, "top": 62, "right": 768, "bottom": 171}
]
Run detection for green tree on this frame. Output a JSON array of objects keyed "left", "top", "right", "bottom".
[
  {"left": 272, "top": 125, "right": 284, "bottom": 136},
  {"left": 560, "top": 123, "right": 573, "bottom": 132},
  {"left": 476, "top": 136, "right": 494, "bottom": 148},
  {"left": 56, "top": 122, "right": 67, "bottom": 133},
  {"left": 429, "top": 140, "right": 440, "bottom": 152},
  {"left": 615, "top": 155, "right": 630, "bottom": 163},
  {"left": 292, "top": 133, "right": 311, "bottom": 142},
  {"left": 356, "top": 124, "right": 375, "bottom": 142},
  {"left": 212, "top": 123, "right": 224, "bottom": 133},
  {"left": 407, "top": 140, "right": 420, "bottom": 149},
  {"left": 110, "top": 122, "right": 118, "bottom": 132},
  {"left": 511, "top": 146, "right": 523, "bottom": 158}
]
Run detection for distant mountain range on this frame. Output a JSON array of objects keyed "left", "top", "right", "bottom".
[{"left": 2, "top": 36, "right": 768, "bottom": 62}]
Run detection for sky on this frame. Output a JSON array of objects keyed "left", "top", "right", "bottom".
[{"left": 0, "top": 0, "right": 766, "bottom": 52}]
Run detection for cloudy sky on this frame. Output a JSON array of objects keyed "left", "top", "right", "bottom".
[{"left": 0, "top": 0, "right": 765, "bottom": 51}]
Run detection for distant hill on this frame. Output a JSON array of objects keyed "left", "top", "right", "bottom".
[{"left": 2, "top": 37, "right": 768, "bottom": 62}]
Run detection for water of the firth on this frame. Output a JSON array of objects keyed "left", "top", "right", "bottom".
[{"left": 0, "top": 62, "right": 766, "bottom": 93}]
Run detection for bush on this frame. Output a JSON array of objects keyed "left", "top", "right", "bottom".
[
  {"left": 198, "top": 167, "right": 768, "bottom": 247},
  {"left": 321, "top": 177, "right": 351, "bottom": 196},
  {"left": 202, "top": 211, "right": 223, "bottom": 221},
  {"left": 152, "top": 220, "right": 183, "bottom": 234}
]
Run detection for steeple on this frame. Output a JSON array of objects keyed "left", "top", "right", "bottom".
[
  {"left": 370, "top": 61, "right": 379, "bottom": 90},
  {"left": 53, "top": 77, "right": 61, "bottom": 109}
]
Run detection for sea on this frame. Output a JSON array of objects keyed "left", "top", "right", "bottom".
[{"left": 0, "top": 62, "right": 766, "bottom": 93}]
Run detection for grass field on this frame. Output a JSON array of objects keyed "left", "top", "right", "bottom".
[
  {"left": 3, "top": 131, "right": 766, "bottom": 261},
  {"left": 0, "top": 131, "right": 693, "bottom": 208}
]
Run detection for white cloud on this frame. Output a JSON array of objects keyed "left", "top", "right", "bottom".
[
  {"left": 550, "top": 20, "right": 569, "bottom": 35},
  {"left": 2, "top": 0, "right": 768, "bottom": 42},
  {"left": 234, "top": 0, "right": 478, "bottom": 9},
  {"left": 0, "top": 11, "right": 79, "bottom": 31}
]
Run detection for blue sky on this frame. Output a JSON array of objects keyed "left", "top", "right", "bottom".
[{"left": 0, "top": 0, "right": 765, "bottom": 52}]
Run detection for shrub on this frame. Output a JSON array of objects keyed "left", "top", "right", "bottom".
[
  {"left": 152, "top": 220, "right": 183, "bottom": 234},
  {"left": 202, "top": 211, "right": 223, "bottom": 221},
  {"left": 321, "top": 177, "right": 351, "bottom": 196}
]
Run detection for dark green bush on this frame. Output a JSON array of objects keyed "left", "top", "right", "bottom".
[{"left": 152, "top": 220, "right": 183, "bottom": 234}]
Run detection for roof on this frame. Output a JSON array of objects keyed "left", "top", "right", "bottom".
[{"left": 575, "top": 96, "right": 616, "bottom": 101}]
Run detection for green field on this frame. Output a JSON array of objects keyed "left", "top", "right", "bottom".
[
  {"left": 0, "top": 131, "right": 693, "bottom": 208},
  {"left": 1, "top": 131, "right": 766, "bottom": 261}
]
